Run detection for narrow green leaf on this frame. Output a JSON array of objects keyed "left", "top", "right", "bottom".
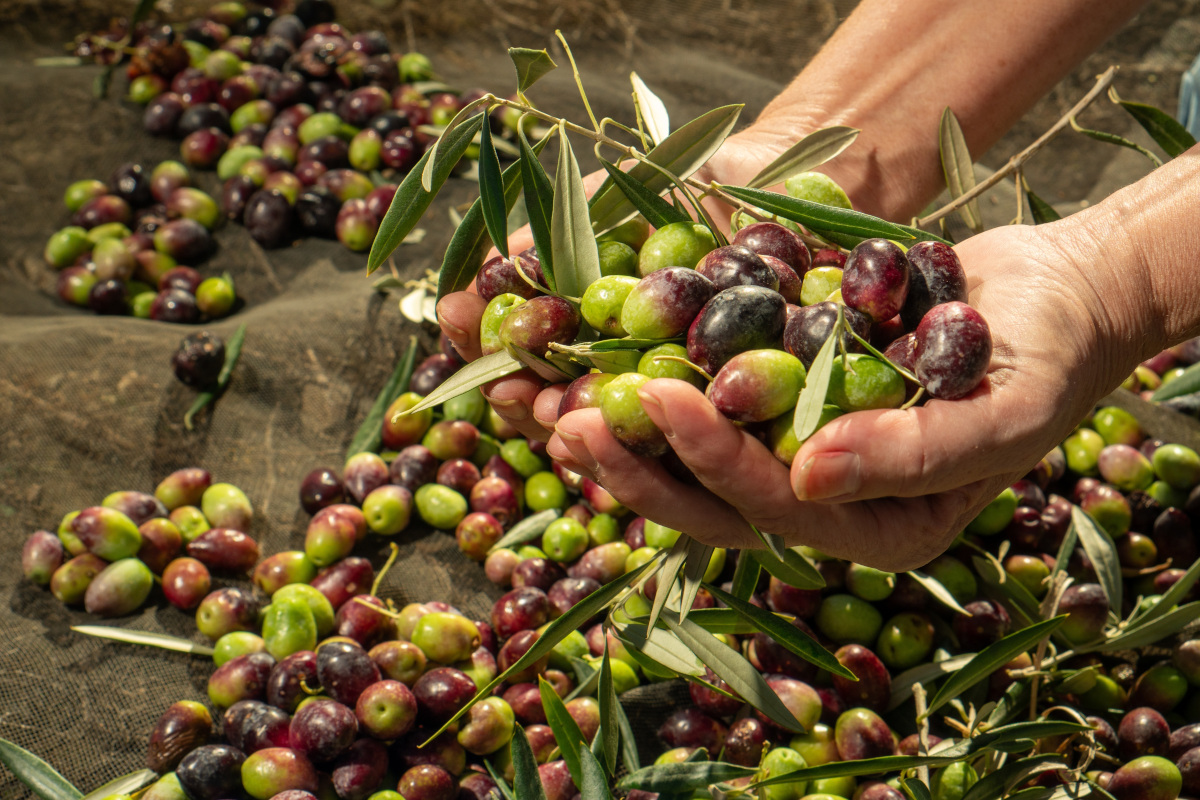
[
  {"left": 888, "top": 653, "right": 974, "bottom": 711},
  {"left": 81, "top": 769, "right": 157, "bottom": 800},
  {"left": 684, "top": 607, "right": 767, "bottom": 635},
  {"left": 794, "top": 317, "right": 839, "bottom": 441},
  {"left": 484, "top": 761, "right": 516, "bottom": 800},
  {"left": 519, "top": 127, "right": 556, "bottom": 286},
  {"left": 1071, "top": 120, "right": 1163, "bottom": 167},
  {"left": 598, "top": 158, "right": 691, "bottom": 230},
  {"left": 422, "top": 100, "right": 490, "bottom": 191},
  {"left": 511, "top": 345, "right": 587, "bottom": 382},
  {"left": 612, "top": 684, "right": 640, "bottom": 772},
  {"left": 748, "top": 126, "right": 861, "bottom": 189},
  {"left": 631, "top": 72, "right": 670, "bottom": 145},
  {"left": 1050, "top": 518, "right": 1078, "bottom": 580},
  {"left": 986, "top": 678, "right": 1033, "bottom": 726},
  {"left": 346, "top": 336, "right": 419, "bottom": 459},
  {"left": 0, "top": 737, "right": 83, "bottom": 800},
  {"left": 923, "top": 616, "right": 1066, "bottom": 718},
  {"left": 648, "top": 535, "right": 690, "bottom": 634},
  {"left": 540, "top": 677, "right": 585, "bottom": 787},
  {"left": 1022, "top": 178, "right": 1062, "bottom": 224},
  {"left": 184, "top": 323, "right": 246, "bottom": 431},
  {"left": 730, "top": 550, "right": 761, "bottom": 601},
  {"left": 942, "top": 720, "right": 1090, "bottom": 756},
  {"left": 587, "top": 337, "right": 683, "bottom": 352},
  {"left": 612, "top": 622, "right": 704, "bottom": 676},
  {"left": 368, "top": 114, "right": 484, "bottom": 273},
  {"left": 1097, "top": 601, "right": 1200, "bottom": 651},
  {"left": 578, "top": 746, "right": 614, "bottom": 800},
  {"left": 1072, "top": 506, "right": 1122, "bottom": 615},
  {"left": 1117, "top": 99, "right": 1197, "bottom": 158},
  {"left": 402, "top": 351, "right": 523, "bottom": 416},
  {"left": 1151, "top": 360, "right": 1200, "bottom": 401},
  {"left": 753, "top": 548, "right": 825, "bottom": 591},
  {"left": 664, "top": 615, "right": 804, "bottom": 732},
  {"left": 907, "top": 569, "right": 972, "bottom": 615},
  {"left": 719, "top": 184, "right": 913, "bottom": 242},
  {"left": 511, "top": 725, "right": 549, "bottom": 800},
  {"left": 509, "top": 48, "right": 558, "bottom": 94},
  {"left": 938, "top": 107, "right": 982, "bottom": 233},
  {"left": 477, "top": 122, "right": 510, "bottom": 258},
  {"left": 590, "top": 105, "right": 743, "bottom": 235},
  {"left": 596, "top": 649, "right": 619, "bottom": 773},
  {"left": 422, "top": 554, "right": 662, "bottom": 745},
  {"left": 551, "top": 124, "right": 602, "bottom": 298},
  {"left": 752, "top": 755, "right": 954, "bottom": 788},
  {"left": 1130, "top": 551, "right": 1200, "bottom": 627},
  {"left": 617, "top": 762, "right": 754, "bottom": 792},
  {"left": 963, "top": 755, "right": 1069, "bottom": 800},
  {"left": 679, "top": 537, "right": 713, "bottom": 623},
  {"left": 565, "top": 655, "right": 599, "bottom": 701},
  {"left": 972, "top": 554, "right": 1041, "bottom": 629},
  {"left": 488, "top": 509, "right": 560, "bottom": 555},
  {"left": 901, "top": 777, "right": 934, "bottom": 800},
  {"left": 71, "top": 625, "right": 215, "bottom": 656},
  {"left": 707, "top": 584, "right": 853, "bottom": 679}
]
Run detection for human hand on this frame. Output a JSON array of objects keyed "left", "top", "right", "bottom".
[{"left": 541, "top": 220, "right": 1142, "bottom": 571}]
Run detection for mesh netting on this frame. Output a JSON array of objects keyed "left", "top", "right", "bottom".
[{"left": 2, "top": 1, "right": 1198, "bottom": 796}]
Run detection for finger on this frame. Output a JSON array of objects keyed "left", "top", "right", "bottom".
[
  {"left": 791, "top": 379, "right": 1024, "bottom": 503},
  {"left": 634, "top": 379, "right": 804, "bottom": 525},
  {"left": 554, "top": 409, "right": 760, "bottom": 550},
  {"left": 546, "top": 432, "right": 598, "bottom": 483},
  {"left": 532, "top": 383, "right": 568, "bottom": 434},
  {"left": 436, "top": 293, "right": 487, "bottom": 362},
  {"left": 482, "top": 370, "right": 551, "bottom": 442}
]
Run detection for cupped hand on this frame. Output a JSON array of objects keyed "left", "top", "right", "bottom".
[{"left": 543, "top": 221, "right": 1136, "bottom": 571}]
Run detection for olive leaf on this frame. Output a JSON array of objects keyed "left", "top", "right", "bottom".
[
  {"left": 907, "top": 569, "right": 972, "bottom": 616},
  {"left": 1151, "top": 361, "right": 1200, "bottom": 402},
  {"left": 578, "top": 745, "right": 614, "bottom": 800},
  {"left": 922, "top": 616, "right": 1066, "bottom": 719},
  {"left": 345, "top": 336, "right": 419, "bottom": 459},
  {"left": 477, "top": 118, "right": 510, "bottom": 258},
  {"left": 184, "top": 323, "right": 246, "bottom": 431},
  {"left": 681, "top": 608, "right": 762, "bottom": 635},
  {"left": 367, "top": 113, "right": 485, "bottom": 274},
  {"left": 487, "top": 510, "right": 560, "bottom": 555},
  {"left": 402, "top": 351, "right": 524, "bottom": 416},
  {"left": 1096, "top": 601, "right": 1200, "bottom": 651},
  {"left": 720, "top": 184, "right": 912, "bottom": 243},
  {"left": 938, "top": 107, "right": 983, "bottom": 233},
  {"left": 540, "top": 676, "right": 586, "bottom": 787},
  {"left": 794, "top": 320, "right": 838, "bottom": 441},
  {"left": 617, "top": 762, "right": 755, "bottom": 793},
  {"left": 1071, "top": 506, "right": 1122, "bottom": 616},
  {"left": 751, "top": 755, "right": 955, "bottom": 789},
  {"left": 631, "top": 71, "right": 670, "bottom": 145},
  {"left": 901, "top": 777, "right": 934, "bottom": 800},
  {"left": 511, "top": 345, "right": 587, "bottom": 382},
  {"left": 1113, "top": 94, "right": 1197, "bottom": 158},
  {"left": 679, "top": 537, "right": 714, "bottom": 624},
  {"left": 888, "top": 653, "right": 974, "bottom": 711},
  {"left": 753, "top": 547, "right": 825, "bottom": 591},
  {"left": 971, "top": 554, "right": 1042, "bottom": 629},
  {"left": 422, "top": 553, "right": 663, "bottom": 746},
  {"left": 611, "top": 681, "right": 641, "bottom": 773},
  {"left": 0, "top": 737, "right": 82, "bottom": 800},
  {"left": 71, "top": 625, "right": 216, "bottom": 656},
  {"left": 519, "top": 127, "right": 557, "bottom": 285},
  {"left": 421, "top": 99, "right": 491, "bottom": 192},
  {"left": 511, "top": 725, "right": 549, "bottom": 800},
  {"left": 1018, "top": 177, "right": 1060, "bottom": 225},
  {"left": 1070, "top": 118, "right": 1162, "bottom": 168},
  {"left": 81, "top": 770, "right": 158, "bottom": 800},
  {"left": 707, "top": 584, "right": 854, "bottom": 679},
  {"left": 663, "top": 615, "right": 805, "bottom": 733},
  {"left": 509, "top": 48, "right": 558, "bottom": 95},
  {"left": 587, "top": 337, "right": 683, "bottom": 352},
  {"left": 485, "top": 762, "right": 516, "bottom": 800},
  {"left": 611, "top": 621, "right": 704, "bottom": 676},
  {"left": 1129, "top": 551, "right": 1200, "bottom": 628},
  {"left": 595, "top": 648, "right": 620, "bottom": 774},
  {"left": 729, "top": 550, "right": 762, "bottom": 600},
  {"left": 747, "top": 126, "right": 860, "bottom": 189},
  {"left": 550, "top": 123, "right": 602, "bottom": 298},
  {"left": 648, "top": 534, "right": 690, "bottom": 633},
  {"left": 589, "top": 105, "right": 743, "bottom": 235},
  {"left": 598, "top": 158, "right": 691, "bottom": 230},
  {"left": 962, "top": 755, "right": 1071, "bottom": 800}
]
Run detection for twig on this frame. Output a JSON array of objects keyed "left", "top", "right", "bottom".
[
  {"left": 917, "top": 67, "right": 1118, "bottom": 227},
  {"left": 912, "top": 683, "right": 933, "bottom": 786}
]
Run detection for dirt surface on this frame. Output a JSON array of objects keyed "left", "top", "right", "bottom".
[{"left": 2, "top": 1, "right": 1199, "bottom": 796}]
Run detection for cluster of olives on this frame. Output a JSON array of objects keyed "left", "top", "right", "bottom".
[
  {"left": 21, "top": 470, "right": 255, "bottom": 617},
  {"left": 476, "top": 196, "right": 991, "bottom": 462},
  {"left": 113, "top": 0, "right": 499, "bottom": 254},
  {"left": 1122, "top": 339, "right": 1200, "bottom": 397},
  {"left": 44, "top": 161, "right": 235, "bottom": 320}
]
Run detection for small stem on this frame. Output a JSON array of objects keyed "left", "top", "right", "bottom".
[
  {"left": 912, "top": 683, "right": 933, "bottom": 786},
  {"left": 555, "top": 31, "right": 601, "bottom": 132},
  {"left": 1013, "top": 169, "right": 1024, "bottom": 226},
  {"left": 844, "top": 325, "right": 919, "bottom": 383},
  {"left": 900, "top": 387, "right": 925, "bottom": 410},
  {"left": 630, "top": 94, "right": 652, "bottom": 150},
  {"left": 652, "top": 355, "right": 713, "bottom": 382},
  {"left": 918, "top": 66, "right": 1118, "bottom": 227},
  {"left": 353, "top": 595, "right": 405, "bottom": 619},
  {"left": 371, "top": 543, "right": 400, "bottom": 596}
]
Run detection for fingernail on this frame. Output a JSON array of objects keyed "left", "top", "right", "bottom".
[
  {"left": 489, "top": 396, "right": 529, "bottom": 422},
  {"left": 555, "top": 427, "right": 599, "bottom": 473},
  {"left": 637, "top": 387, "right": 674, "bottom": 438},
  {"left": 795, "top": 451, "right": 861, "bottom": 502},
  {"left": 437, "top": 309, "right": 468, "bottom": 345}
]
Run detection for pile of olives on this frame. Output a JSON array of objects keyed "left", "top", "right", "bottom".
[
  {"left": 45, "top": 161, "right": 235, "bottom": 320},
  {"left": 21, "top": 469, "right": 255, "bottom": 617}
]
